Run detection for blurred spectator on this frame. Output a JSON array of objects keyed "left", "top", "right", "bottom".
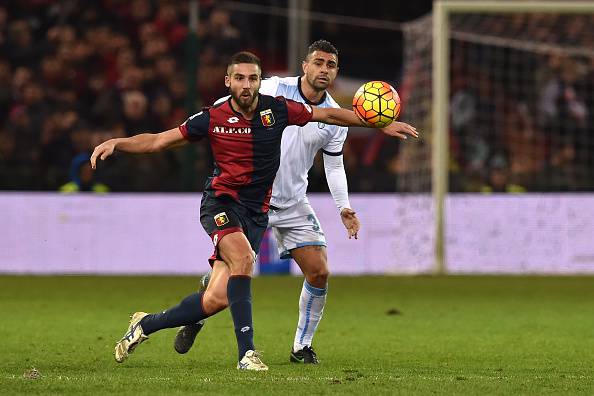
[
  {"left": 128, "top": 0, "right": 153, "bottom": 26},
  {"left": 200, "top": 8, "right": 242, "bottom": 63},
  {"left": 122, "top": 90, "right": 154, "bottom": 136},
  {"left": 538, "top": 56, "right": 590, "bottom": 189},
  {"left": 59, "top": 153, "right": 109, "bottom": 193},
  {"left": 154, "top": 3, "right": 187, "bottom": 49},
  {"left": 480, "top": 156, "right": 526, "bottom": 194},
  {"left": 0, "top": 58, "right": 13, "bottom": 122},
  {"left": 0, "top": 130, "right": 17, "bottom": 167},
  {"left": 543, "top": 139, "right": 579, "bottom": 191},
  {"left": 502, "top": 102, "right": 546, "bottom": 190},
  {"left": 7, "top": 20, "right": 40, "bottom": 67},
  {"left": 539, "top": 57, "right": 588, "bottom": 133}
]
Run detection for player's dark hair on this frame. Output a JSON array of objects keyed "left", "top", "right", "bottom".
[
  {"left": 306, "top": 39, "right": 338, "bottom": 59},
  {"left": 227, "top": 51, "right": 261, "bottom": 73}
]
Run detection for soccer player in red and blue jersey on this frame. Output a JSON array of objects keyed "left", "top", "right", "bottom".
[{"left": 91, "top": 51, "right": 416, "bottom": 371}]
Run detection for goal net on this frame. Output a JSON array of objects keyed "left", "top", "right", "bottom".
[
  {"left": 401, "top": 4, "right": 594, "bottom": 194},
  {"left": 399, "top": 2, "right": 594, "bottom": 273}
]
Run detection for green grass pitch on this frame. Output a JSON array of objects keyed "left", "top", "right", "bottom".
[{"left": 1, "top": 275, "right": 594, "bottom": 395}]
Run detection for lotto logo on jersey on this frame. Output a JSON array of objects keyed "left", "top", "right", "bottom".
[
  {"left": 214, "top": 212, "right": 229, "bottom": 227},
  {"left": 260, "top": 109, "right": 275, "bottom": 127}
]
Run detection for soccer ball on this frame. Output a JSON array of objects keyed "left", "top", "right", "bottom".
[{"left": 352, "top": 81, "right": 401, "bottom": 128}]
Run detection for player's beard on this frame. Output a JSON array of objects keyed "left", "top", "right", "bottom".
[
  {"left": 231, "top": 88, "right": 258, "bottom": 111},
  {"left": 307, "top": 73, "right": 331, "bottom": 91}
]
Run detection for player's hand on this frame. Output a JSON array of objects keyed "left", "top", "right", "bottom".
[
  {"left": 380, "top": 121, "right": 419, "bottom": 140},
  {"left": 90, "top": 140, "right": 117, "bottom": 169},
  {"left": 340, "top": 208, "right": 360, "bottom": 239}
]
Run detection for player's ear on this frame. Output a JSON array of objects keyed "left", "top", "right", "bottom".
[
  {"left": 224, "top": 75, "right": 231, "bottom": 88},
  {"left": 302, "top": 60, "right": 308, "bottom": 74}
]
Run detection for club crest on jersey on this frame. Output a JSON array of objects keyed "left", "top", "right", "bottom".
[
  {"left": 260, "top": 109, "right": 275, "bottom": 127},
  {"left": 214, "top": 212, "right": 229, "bottom": 227}
]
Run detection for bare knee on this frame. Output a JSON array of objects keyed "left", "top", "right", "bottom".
[
  {"left": 202, "top": 290, "right": 228, "bottom": 315},
  {"left": 226, "top": 251, "right": 255, "bottom": 276},
  {"left": 292, "top": 246, "right": 330, "bottom": 288},
  {"left": 305, "top": 261, "right": 329, "bottom": 288},
  {"left": 218, "top": 233, "right": 256, "bottom": 276}
]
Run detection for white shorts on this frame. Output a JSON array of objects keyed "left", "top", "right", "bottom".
[{"left": 268, "top": 198, "right": 326, "bottom": 259}]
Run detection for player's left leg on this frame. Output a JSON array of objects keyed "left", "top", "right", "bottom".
[
  {"left": 174, "top": 262, "right": 229, "bottom": 354},
  {"left": 114, "top": 289, "right": 216, "bottom": 363},
  {"left": 114, "top": 264, "right": 228, "bottom": 363}
]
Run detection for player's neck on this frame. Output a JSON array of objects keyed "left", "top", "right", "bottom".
[{"left": 300, "top": 78, "right": 325, "bottom": 104}]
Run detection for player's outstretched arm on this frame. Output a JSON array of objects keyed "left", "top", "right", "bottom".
[
  {"left": 311, "top": 107, "right": 418, "bottom": 139},
  {"left": 380, "top": 121, "right": 419, "bottom": 140},
  {"left": 90, "top": 128, "right": 186, "bottom": 169},
  {"left": 310, "top": 107, "right": 365, "bottom": 127}
]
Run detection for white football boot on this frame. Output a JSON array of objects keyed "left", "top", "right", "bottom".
[
  {"left": 114, "top": 312, "right": 149, "bottom": 363},
  {"left": 237, "top": 350, "right": 269, "bottom": 371}
]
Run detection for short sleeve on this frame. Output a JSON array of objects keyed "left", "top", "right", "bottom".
[
  {"left": 179, "top": 110, "right": 210, "bottom": 141},
  {"left": 322, "top": 126, "right": 348, "bottom": 156},
  {"left": 281, "top": 97, "right": 313, "bottom": 127}
]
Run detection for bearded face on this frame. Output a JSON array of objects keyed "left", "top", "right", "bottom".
[
  {"left": 302, "top": 50, "right": 339, "bottom": 92},
  {"left": 225, "top": 63, "right": 261, "bottom": 111}
]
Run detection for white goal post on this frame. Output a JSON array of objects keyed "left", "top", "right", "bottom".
[{"left": 432, "top": 1, "right": 594, "bottom": 273}]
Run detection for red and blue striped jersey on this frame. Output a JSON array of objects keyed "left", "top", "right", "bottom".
[{"left": 179, "top": 94, "right": 313, "bottom": 213}]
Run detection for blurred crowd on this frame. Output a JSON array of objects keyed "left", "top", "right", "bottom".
[
  {"left": 0, "top": 0, "right": 256, "bottom": 191},
  {"left": 374, "top": 12, "right": 594, "bottom": 194},
  {"left": 451, "top": 13, "right": 594, "bottom": 49},
  {"left": 0, "top": 0, "right": 406, "bottom": 193},
  {"left": 447, "top": 14, "right": 594, "bottom": 192},
  {"left": 1, "top": 3, "right": 593, "bottom": 193},
  {"left": 313, "top": 14, "right": 594, "bottom": 194}
]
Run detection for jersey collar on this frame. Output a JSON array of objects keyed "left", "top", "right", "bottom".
[
  {"left": 298, "top": 76, "right": 327, "bottom": 105},
  {"left": 227, "top": 94, "right": 261, "bottom": 120}
]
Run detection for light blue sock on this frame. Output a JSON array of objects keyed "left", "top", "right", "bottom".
[{"left": 293, "top": 280, "right": 327, "bottom": 351}]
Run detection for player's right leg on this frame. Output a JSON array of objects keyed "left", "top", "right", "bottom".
[
  {"left": 174, "top": 249, "right": 267, "bottom": 371},
  {"left": 289, "top": 245, "right": 328, "bottom": 364},
  {"left": 217, "top": 232, "right": 268, "bottom": 371},
  {"left": 196, "top": 194, "right": 268, "bottom": 370},
  {"left": 269, "top": 201, "right": 327, "bottom": 364}
]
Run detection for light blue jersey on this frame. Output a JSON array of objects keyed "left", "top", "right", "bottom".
[{"left": 259, "top": 76, "right": 348, "bottom": 209}]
